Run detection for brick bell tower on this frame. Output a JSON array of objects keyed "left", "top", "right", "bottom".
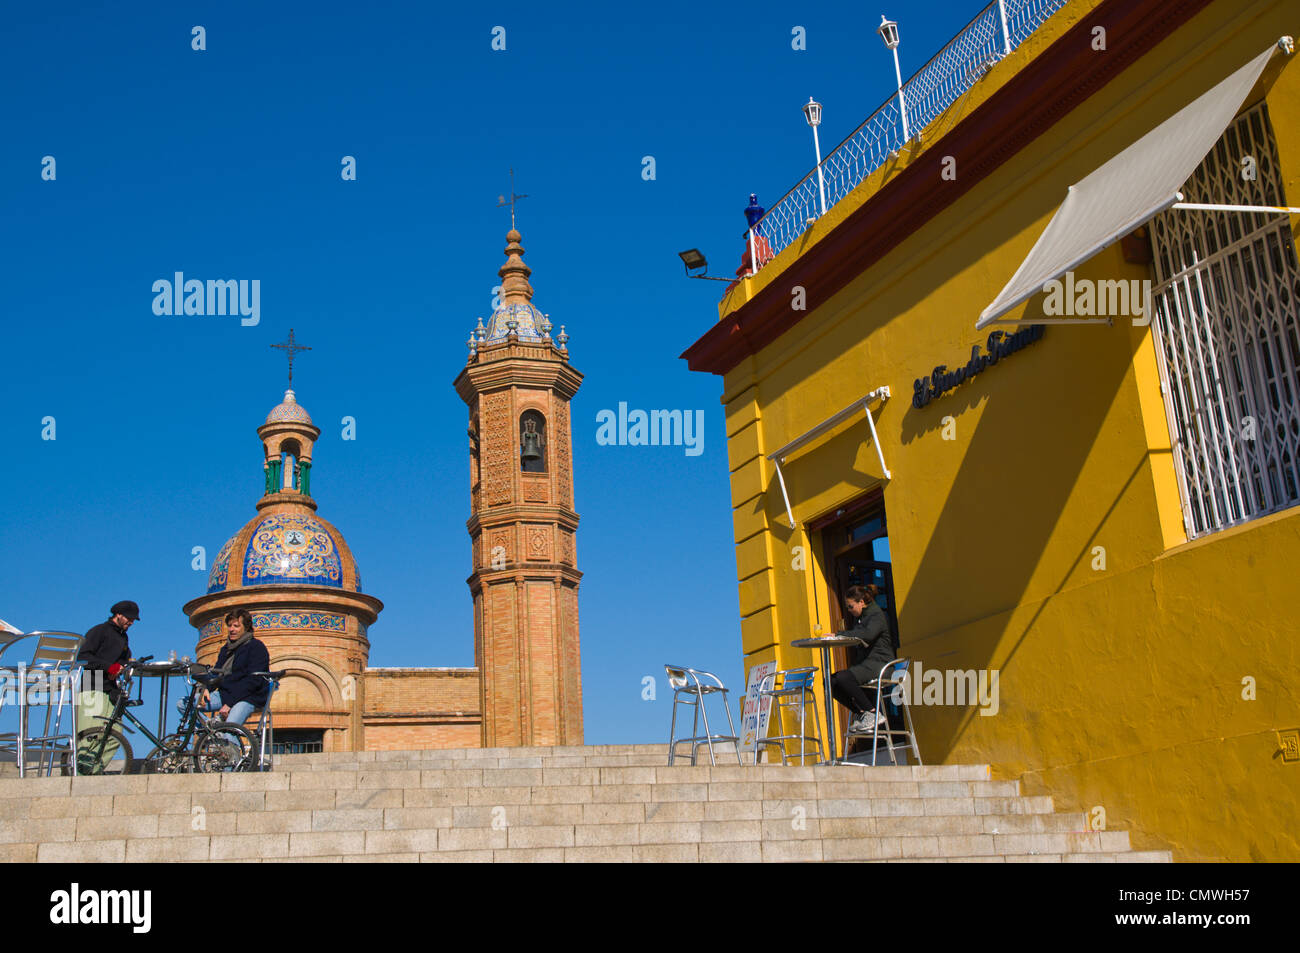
[{"left": 453, "top": 228, "right": 584, "bottom": 746}]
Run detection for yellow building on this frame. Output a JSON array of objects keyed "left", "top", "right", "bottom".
[{"left": 683, "top": 0, "right": 1300, "bottom": 861}]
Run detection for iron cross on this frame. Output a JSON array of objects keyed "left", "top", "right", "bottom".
[
  {"left": 496, "top": 168, "right": 529, "bottom": 230},
  {"left": 271, "top": 328, "right": 311, "bottom": 384}
]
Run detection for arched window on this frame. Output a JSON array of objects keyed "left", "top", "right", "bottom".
[
  {"left": 520, "top": 411, "right": 547, "bottom": 473},
  {"left": 280, "top": 439, "right": 302, "bottom": 491}
]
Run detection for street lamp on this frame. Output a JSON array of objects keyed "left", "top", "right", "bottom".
[
  {"left": 802, "top": 97, "right": 827, "bottom": 219},
  {"left": 878, "top": 16, "right": 910, "bottom": 143}
]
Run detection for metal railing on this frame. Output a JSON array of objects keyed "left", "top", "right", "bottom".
[{"left": 746, "top": 0, "right": 1070, "bottom": 272}]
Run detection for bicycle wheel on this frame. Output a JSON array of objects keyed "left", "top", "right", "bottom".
[
  {"left": 143, "top": 734, "right": 193, "bottom": 774},
  {"left": 193, "top": 724, "right": 254, "bottom": 773},
  {"left": 61, "top": 728, "right": 134, "bottom": 776}
]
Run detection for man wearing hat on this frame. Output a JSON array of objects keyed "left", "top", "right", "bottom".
[{"left": 75, "top": 601, "right": 140, "bottom": 766}]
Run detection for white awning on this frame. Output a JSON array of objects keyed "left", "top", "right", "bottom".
[
  {"left": 977, "top": 41, "right": 1285, "bottom": 329},
  {"left": 767, "top": 387, "right": 891, "bottom": 527}
]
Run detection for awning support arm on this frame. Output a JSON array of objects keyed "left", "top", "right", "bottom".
[
  {"left": 1172, "top": 202, "right": 1300, "bottom": 214},
  {"left": 862, "top": 394, "right": 893, "bottom": 482},
  {"left": 772, "top": 458, "right": 796, "bottom": 529},
  {"left": 768, "top": 385, "right": 892, "bottom": 528}
]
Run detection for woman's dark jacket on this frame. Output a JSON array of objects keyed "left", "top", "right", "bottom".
[{"left": 844, "top": 601, "right": 897, "bottom": 684}]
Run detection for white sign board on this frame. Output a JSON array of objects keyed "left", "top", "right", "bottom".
[{"left": 739, "top": 660, "right": 779, "bottom": 754}]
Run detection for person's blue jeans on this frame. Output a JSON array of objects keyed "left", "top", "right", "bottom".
[{"left": 178, "top": 690, "right": 254, "bottom": 728}]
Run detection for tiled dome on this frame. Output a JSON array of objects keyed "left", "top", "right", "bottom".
[
  {"left": 486, "top": 300, "right": 547, "bottom": 342},
  {"left": 207, "top": 511, "right": 362, "bottom": 594},
  {"left": 265, "top": 390, "right": 313, "bottom": 425}
]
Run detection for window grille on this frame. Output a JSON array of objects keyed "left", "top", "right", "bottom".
[{"left": 1148, "top": 101, "right": 1300, "bottom": 539}]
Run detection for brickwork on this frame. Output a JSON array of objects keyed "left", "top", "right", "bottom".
[
  {"left": 485, "top": 582, "right": 521, "bottom": 746},
  {"left": 361, "top": 670, "right": 483, "bottom": 750},
  {"left": 526, "top": 581, "right": 557, "bottom": 744},
  {"left": 363, "top": 723, "right": 483, "bottom": 750},
  {"left": 453, "top": 232, "right": 585, "bottom": 748},
  {"left": 364, "top": 668, "right": 481, "bottom": 713},
  {"left": 560, "top": 584, "right": 583, "bottom": 744}
]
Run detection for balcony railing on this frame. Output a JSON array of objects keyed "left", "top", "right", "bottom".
[{"left": 745, "top": 0, "right": 1070, "bottom": 273}]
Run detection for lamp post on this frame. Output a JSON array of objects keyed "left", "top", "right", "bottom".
[
  {"left": 878, "top": 16, "right": 910, "bottom": 143},
  {"left": 802, "top": 98, "right": 827, "bottom": 218}
]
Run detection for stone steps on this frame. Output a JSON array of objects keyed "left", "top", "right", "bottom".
[{"left": 0, "top": 745, "right": 1171, "bottom": 862}]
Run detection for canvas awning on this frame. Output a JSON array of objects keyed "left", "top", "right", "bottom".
[
  {"left": 977, "top": 40, "right": 1291, "bottom": 329},
  {"left": 767, "top": 387, "right": 891, "bottom": 527}
]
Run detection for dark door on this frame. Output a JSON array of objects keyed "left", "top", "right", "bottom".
[
  {"left": 826, "top": 510, "right": 898, "bottom": 652},
  {"left": 819, "top": 500, "right": 900, "bottom": 747}
]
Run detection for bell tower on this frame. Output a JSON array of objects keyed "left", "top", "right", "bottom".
[{"left": 453, "top": 228, "right": 584, "bottom": 746}]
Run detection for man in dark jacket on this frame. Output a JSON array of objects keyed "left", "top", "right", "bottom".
[
  {"left": 77, "top": 601, "right": 138, "bottom": 697},
  {"left": 830, "top": 585, "right": 898, "bottom": 734},
  {"left": 75, "top": 600, "right": 140, "bottom": 762},
  {"left": 191, "top": 608, "right": 269, "bottom": 726}
]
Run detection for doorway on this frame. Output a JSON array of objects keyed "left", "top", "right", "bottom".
[{"left": 814, "top": 491, "right": 900, "bottom": 745}]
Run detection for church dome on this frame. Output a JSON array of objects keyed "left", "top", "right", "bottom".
[
  {"left": 486, "top": 299, "right": 547, "bottom": 343},
  {"left": 266, "top": 389, "right": 313, "bottom": 425},
  {"left": 207, "top": 510, "right": 363, "bottom": 594}
]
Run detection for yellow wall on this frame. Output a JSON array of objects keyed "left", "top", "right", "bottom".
[{"left": 720, "top": 0, "right": 1300, "bottom": 859}]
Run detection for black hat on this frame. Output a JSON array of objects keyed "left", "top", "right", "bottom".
[{"left": 110, "top": 600, "right": 140, "bottom": 621}]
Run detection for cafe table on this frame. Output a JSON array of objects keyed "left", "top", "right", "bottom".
[
  {"left": 131, "top": 659, "right": 193, "bottom": 741},
  {"left": 790, "top": 634, "right": 866, "bottom": 765}
]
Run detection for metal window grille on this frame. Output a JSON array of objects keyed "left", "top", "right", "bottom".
[
  {"left": 1148, "top": 102, "right": 1300, "bottom": 539},
  {"left": 271, "top": 740, "right": 324, "bottom": 754}
]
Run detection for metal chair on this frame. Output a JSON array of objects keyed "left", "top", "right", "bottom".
[
  {"left": 665, "top": 664, "right": 742, "bottom": 766},
  {"left": 753, "top": 666, "right": 825, "bottom": 765},
  {"left": 0, "top": 632, "right": 83, "bottom": 777},
  {"left": 0, "top": 634, "right": 34, "bottom": 762},
  {"left": 843, "top": 657, "right": 922, "bottom": 767},
  {"left": 0, "top": 631, "right": 35, "bottom": 663},
  {"left": 246, "top": 670, "right": 286, "bottom": 771}
]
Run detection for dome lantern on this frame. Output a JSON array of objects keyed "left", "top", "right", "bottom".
[{"left": 258, "top": 389, "right": 321, "bottom": 504}]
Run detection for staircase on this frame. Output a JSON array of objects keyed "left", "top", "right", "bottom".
[{"left": 0, "top": 745, "right": 1170, "bottom": 862}]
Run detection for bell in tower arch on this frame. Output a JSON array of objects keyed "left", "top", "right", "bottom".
[{"left": 520, "top": 411, "right": 546, "bottom": 472}]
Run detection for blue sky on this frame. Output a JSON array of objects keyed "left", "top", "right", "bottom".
[{"left": 2, "top": 0, "right": 989, "bottom": 743}]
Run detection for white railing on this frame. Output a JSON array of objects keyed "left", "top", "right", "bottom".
[{"left": 745, "top": 0, "right": 1070, "bottom": 271}]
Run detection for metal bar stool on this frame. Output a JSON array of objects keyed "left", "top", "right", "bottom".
[
  {"left": 247, "top": 670, "right": 287, "bottom": 771},
  {"left": 21, "top": 664, "right": 83, "bottom": 778},
  {"left": 843, "top": 657, "right": 922, "bottom": 766},
  {"left": 664, "top": 664, "right": 742, "bottom": 766},
  {"left": 753, "top": 667, "right": 825, "bottom": 765},
  {"left": 0, "top": 633, "right": 83, "bottom": 777}
]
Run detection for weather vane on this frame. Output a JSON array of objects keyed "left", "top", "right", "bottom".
[
  {"left": 496, "top": 168, "right": 529, "bottom": 230},
  {"left": 271, "top": 328, "right": 311, "bottom": 385}
]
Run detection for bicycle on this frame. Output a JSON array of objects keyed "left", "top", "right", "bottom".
[{"left": 63, "top": 658, "right": 255, "bottom": 775}]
